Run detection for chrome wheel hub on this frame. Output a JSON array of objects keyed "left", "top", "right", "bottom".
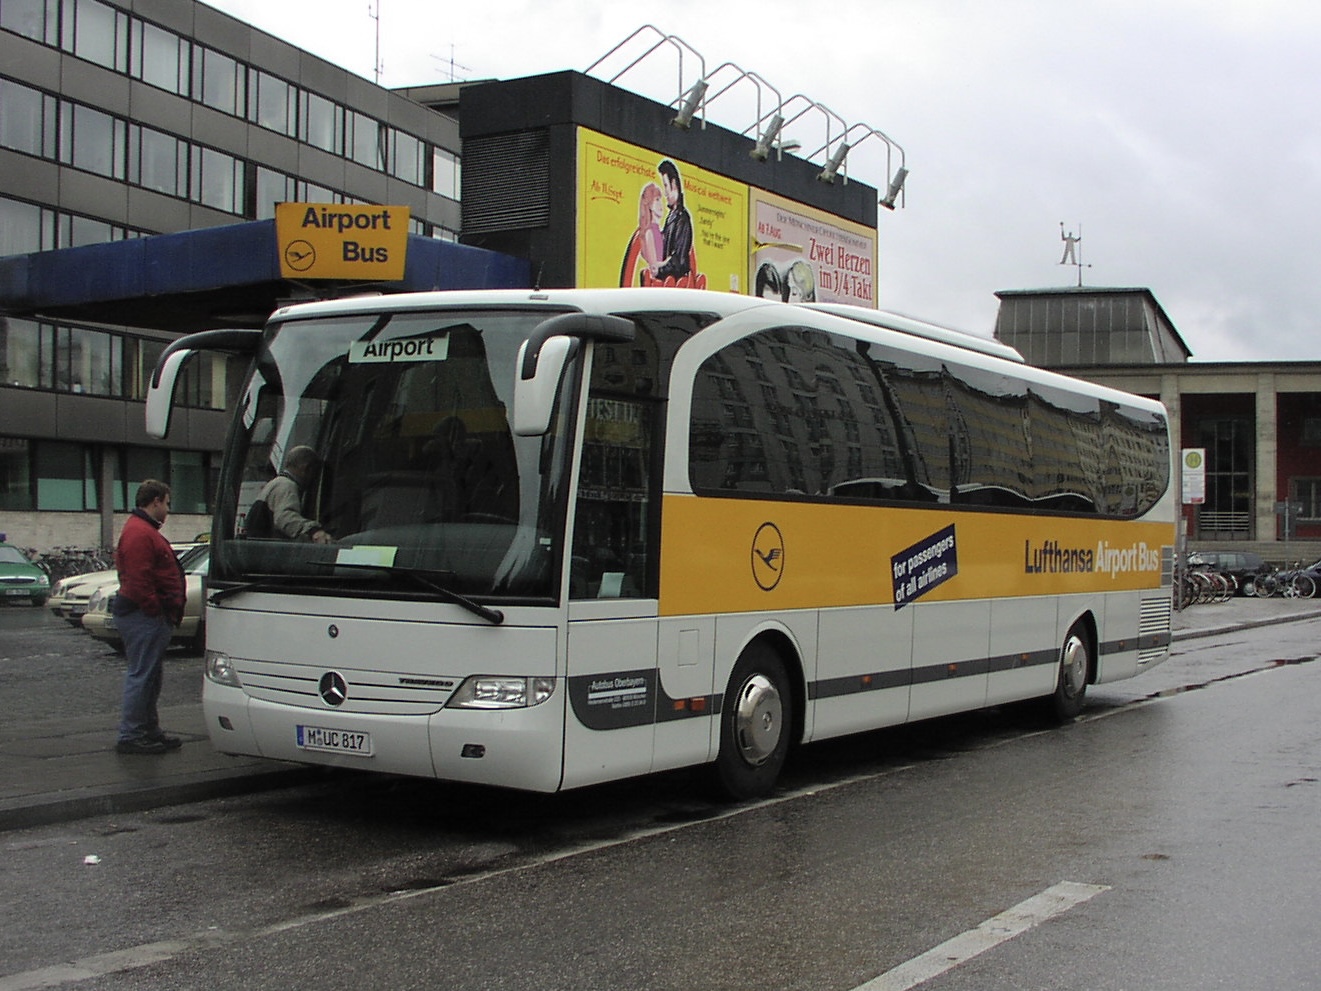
[
  {"left": 733, "top": 673, "right": 783, "bottom": 766},
  {"left": 1060, "top": 635, "right": 1087, "bottom": 698}
]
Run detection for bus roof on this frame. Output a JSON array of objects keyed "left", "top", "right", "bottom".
[
  {"left": 268, "top": 287, "right": 768, "bottom": 323},
  {"left": 265, "top": 287, "right": 1160, "bottom": 415},
  {"left": 271, "top": 290, "right": 1018, "bottom": 359},
  {"left": 798, "top": 303, "right": 1025, "bottom": 363}
]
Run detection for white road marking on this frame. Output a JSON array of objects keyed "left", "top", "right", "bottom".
[{"left": 851, "top": 880, "right": 1110, "bottom": 991}]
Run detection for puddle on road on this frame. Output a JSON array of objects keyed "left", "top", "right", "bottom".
[{"left": 1140, "top": 655, "right": 1319, "bottom": 702}]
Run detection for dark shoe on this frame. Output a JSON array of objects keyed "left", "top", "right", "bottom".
[
  {"left": 146, "top": 731, "right": 183, "bottom": 750},
  {"left": 115, "top": 737, "right": 169, "bottom": 755}
]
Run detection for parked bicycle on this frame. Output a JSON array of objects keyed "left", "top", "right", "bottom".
[
  {"left": 1259, "top": 563, "right": 1318, "bottom": 599},
  {"left": 28, "top": 546, "right": 114, "bottom": 582},
  {"left": 1175, "top": 555, "right": 1237, "bottom": 609}
]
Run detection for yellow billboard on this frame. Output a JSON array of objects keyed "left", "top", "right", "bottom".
[
  {"left": 576, "top": 130, "right": 748, "bottom": 293},
  {"left": 750, "top": 190, "right": 877, "bottom": 307},
  {"left": 275, "top": 203, "right": 410, "bottom": 280}
]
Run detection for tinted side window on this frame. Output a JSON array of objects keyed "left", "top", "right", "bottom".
[
  {"left": 690, "top": 326, "right": 1169, "bottom": 518},
  {"left": 689, "top": 327, "right": 906, "bottom": 498},
  {"left": 1028, "top": 384, "right": 1101, "bottom": 513}
]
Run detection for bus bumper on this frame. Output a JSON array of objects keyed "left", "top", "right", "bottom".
[{"left": 203, "top": 682, "right": 566, "bottom": 792}]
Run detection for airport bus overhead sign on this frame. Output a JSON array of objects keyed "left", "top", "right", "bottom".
[{"left": 275, "top": 203, "right": 410, "bottom": 280}]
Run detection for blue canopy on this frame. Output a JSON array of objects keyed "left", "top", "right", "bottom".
[{"left": 0, "top": 220, "right": 530, "bottom": 331}]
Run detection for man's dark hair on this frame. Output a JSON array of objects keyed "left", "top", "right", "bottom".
[
  {"left": 658, "top": 160, "right": 684, "bottom": 207},
  {"left": 135, "top": 479, "right": 171, "bottom": 508}
]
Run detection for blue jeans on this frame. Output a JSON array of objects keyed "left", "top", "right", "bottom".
[{"left": 117, "top": 609, "right": 174, "bottom": 743}]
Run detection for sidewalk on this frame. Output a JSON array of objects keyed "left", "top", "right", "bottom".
[
  {"left": 3, "top": 595, "right": 1321, "bottom": 833},
  {"left": 1166, "top": 591, "right": 1321, "bottom": 640},
  {"left": 0, "top": 701, "right": 320, "bottom": 833}
]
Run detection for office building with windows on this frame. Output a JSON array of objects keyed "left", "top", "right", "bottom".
[{"left": 0, "top": 0, "right": 466, "bottom": 548}]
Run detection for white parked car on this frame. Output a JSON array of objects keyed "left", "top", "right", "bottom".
[
  {"left": 82, "top": 544, "right": 210, "bottom": 653},
  {"left": 49, "top": 543, "right": 201, "bottom": 623}
]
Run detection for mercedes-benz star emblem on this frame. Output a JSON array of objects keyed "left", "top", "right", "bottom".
[{"left": 318, "top": 671, "right": 348, "bottom": 707}]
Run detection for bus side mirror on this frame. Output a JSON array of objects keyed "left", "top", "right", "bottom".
[
  {"left": 145, "top": 328, "right": 263, "bottom": 439},
  {"left": 512, "top": 313, "right": 635, "bottom": 437},
  {"left": 146, "top": 347, "right": 193, "bottom": 439},
  {"left": 513, "top": 336, "right": 574, "bottom": 436}
]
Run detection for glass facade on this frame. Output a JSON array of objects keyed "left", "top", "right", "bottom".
[
  {"left": 0, "top": 316, "right": 235, "bottom": 408},
  {"left": 193, "top": 44, "right": 243, "bottom": 116},
  {"left": 0, "top": 76, "right": 56, "bottom": 157},
  {"left": 0, "top": 0, "right": 470, "bottom": 537},
  {"left": 62, "top": 0, "right": 127, "bottom": 73},
  {"left": 1193, "top": 413, "right": 1254, "bottom": 539},
  {"left": 132, "top": 17, "right": 188, "bottom": 94},
  {"left": 0, "top": 436, "right": 216, "bottom": 511},
  {"left": 0, "top": 0, "right": 461, "bottom": 225},
  {"left": 0, "top": 0, "right": 57, "bottom": 43},
  {"left": 993, "top": 291, "right": 1189, "bottom": 367}
]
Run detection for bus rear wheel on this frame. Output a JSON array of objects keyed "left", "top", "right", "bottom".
[
  {"left": 1047, "top": 623, "right": 1091, "bottom": 722},
  {"left": 708, "top": 642, "right": 792, "bottom": 801}
]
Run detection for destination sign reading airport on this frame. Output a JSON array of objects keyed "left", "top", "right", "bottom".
[{"left": 275, "top": 203, "right": 410, "bottom": 280}]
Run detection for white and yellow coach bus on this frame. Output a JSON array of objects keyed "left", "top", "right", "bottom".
[{"left": 148, "top": 288, "right": 1175, "bottom": 799}]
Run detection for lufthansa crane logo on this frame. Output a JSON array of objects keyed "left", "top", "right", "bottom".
[
  {"left": 283, "top": 239, "right": 316, "bottom": 272},
  {"left": 751, "top": 522, "right": 785, "bottom": 591}
]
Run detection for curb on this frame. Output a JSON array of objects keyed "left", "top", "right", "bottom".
[
  {"left": 0, "top": 766, "right": 323, "bottom": 833},
  {"left": 1171, "top": 605, "right": 1321, "bottom": 642}
]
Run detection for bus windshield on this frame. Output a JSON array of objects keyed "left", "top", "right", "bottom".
[{"left": 210, "top": 307, "right": 579, "bottom": 603}]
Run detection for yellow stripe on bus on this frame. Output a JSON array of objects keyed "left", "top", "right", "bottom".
[{"left": 657, "top": 493, "right": 1174, "bottom": 617}]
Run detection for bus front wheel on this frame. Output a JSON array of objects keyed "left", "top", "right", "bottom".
[
  {"left": 1047, "top": 622, "right": 1091, "bottom": 722},
  {"left": 708, "top": 642, "right": 792, "bottom": 801}
]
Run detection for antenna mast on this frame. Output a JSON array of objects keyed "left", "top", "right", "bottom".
[
  {"left": 369, "top": 1, "right": 382, "bottom": 84},
  {"left": 431, "top": 45, "right": 471, "bottom": 83}
]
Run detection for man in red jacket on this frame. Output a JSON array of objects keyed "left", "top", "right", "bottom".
[{"left": 114, "top": 479, "right": 186, "bottom": 755}]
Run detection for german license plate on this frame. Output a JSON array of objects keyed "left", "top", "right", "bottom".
[
  {"left": 296, "top": 725, "right": 372, "bottom": 756},
  {"left": 4, "top": 588, "right": 28, "bottom": 596}
]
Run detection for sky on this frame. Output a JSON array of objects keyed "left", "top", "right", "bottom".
[{"left": 203, "top": 0, "right": 1321, "bottom": 362}]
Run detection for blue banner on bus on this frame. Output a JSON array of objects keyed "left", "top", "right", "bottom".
[{"left": 892, "top": 525, "right": 958, "bottom": 609}]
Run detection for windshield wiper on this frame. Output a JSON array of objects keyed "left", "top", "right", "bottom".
[
  {"left": 208, "top": 573, "right": 362, "bottom": 604},
  {"left": 309, "top": 562, "right": 505, "bottom": 625}
]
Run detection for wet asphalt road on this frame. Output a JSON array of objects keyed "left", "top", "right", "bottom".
[
  {"left": 1, "top": 606, "right": 1320, "bottom": 990},
  {"left": 1, "top": 600, "right": 203, "bottom": 725}
]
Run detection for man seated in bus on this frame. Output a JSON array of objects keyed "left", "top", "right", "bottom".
[{"left": 248, "top": 446, "right": 333, "bottom": 543}]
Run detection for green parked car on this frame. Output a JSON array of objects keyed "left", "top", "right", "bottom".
[{"left": 0, "top": 543, "right": 52, "bottom": 606}]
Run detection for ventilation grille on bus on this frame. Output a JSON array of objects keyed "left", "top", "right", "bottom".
[
  {"left": 461, "top": 130, "right": 551, "bottom": 234},
  {"left": 235, "top": 658, "right": 453, "bottom": 715},
  {"left": 1138, "top": 595, "right": 1172, "bottom": 666}
]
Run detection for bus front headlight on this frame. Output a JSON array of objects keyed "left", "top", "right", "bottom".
[
  {"left": 205, "top": 650, "right": 241, "bottom": 688},
  {"left": 447, "top": 676, "right": 555, "bottom": 709}
]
